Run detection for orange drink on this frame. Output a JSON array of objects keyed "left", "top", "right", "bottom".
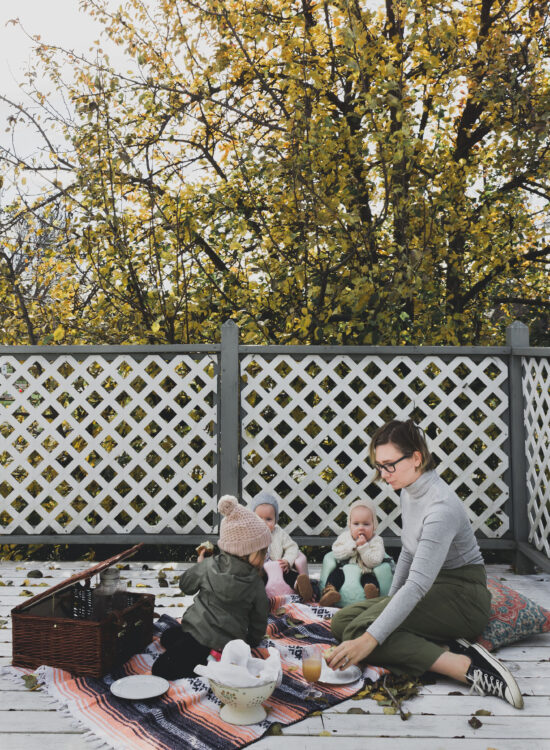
[
  {"left": 302, "top": 658, "right": 322, "bottom": 683},
  {"left": 301, "top": 645, "right": 322, "bottom": 699}
]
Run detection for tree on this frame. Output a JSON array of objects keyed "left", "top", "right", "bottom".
[
  {"left": 1, "top": 0, "right": 549, "bottom": 345},
  {"left": 0, "top": 204, "right": 78, "bottom": 345}
]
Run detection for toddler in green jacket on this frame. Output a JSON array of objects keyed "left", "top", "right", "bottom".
[{"left": 152, "top": 495, "right": 271, "bottom": 680}]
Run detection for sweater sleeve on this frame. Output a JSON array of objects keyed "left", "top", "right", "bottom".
[
  {"left": 388, "top": 548, "right": 413, "bottom": 596},
  {"left": 178, "top": 562, "right": 203, "bottom": 595},
  {"left": 279, "top": 527, "right": 300, "bottom": 566},
  {"left": 366, "top": 503, "right": 460, "bottom": 645},
  {"left": 332, "top": 530, "right": 357, "bottom": 561},
  {"left": 356, "top": 534, "right": 386, "bottom": 569}
]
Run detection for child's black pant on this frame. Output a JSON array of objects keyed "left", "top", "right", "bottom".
[
  {"left": 326, "top": 566, "right": 378, "bottom": 590},
  {"left": 152, "top": 626, "right": 211, "bottom": 680},
  {"left": 260, "top": 566, "right": 298, "bottom": 587}
]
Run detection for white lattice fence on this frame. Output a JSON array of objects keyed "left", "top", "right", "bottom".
[
  {"left": 0, "top": 353, "right": 218, "bottom": 535},
  {"left": 241, "top": 354, "right": 510, "bottom": 538},
  {"left": 523, "top": 357, "right": 550, "bottom": 557}
]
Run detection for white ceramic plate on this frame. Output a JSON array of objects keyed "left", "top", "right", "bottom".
[
  {"left": 318, "top": 662, "right": 362, "bottom": 685},
  {"left": 110, "top": 675, "right": 170, "bottom": 700}
]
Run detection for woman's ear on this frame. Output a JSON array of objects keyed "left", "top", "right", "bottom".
[{"left": 413, "top": 450, "right": 423, "bottom": 470}]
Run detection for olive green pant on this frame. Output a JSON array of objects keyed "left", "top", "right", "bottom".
[{"left": 330, "top": 565, "right": 491, "bottom": 676}]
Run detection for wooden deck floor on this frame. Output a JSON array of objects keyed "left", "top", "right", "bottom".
[{"left": 1, "top": 560, "right": 549, "bottom": 750}]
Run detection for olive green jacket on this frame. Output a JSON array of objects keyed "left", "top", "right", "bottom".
[{"left": 178, "top": 551, "right": 269, "bottom": 651}]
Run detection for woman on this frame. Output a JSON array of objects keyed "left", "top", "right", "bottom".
[{"left": 326, "top": 419, "right": 523, "bottom": 709}]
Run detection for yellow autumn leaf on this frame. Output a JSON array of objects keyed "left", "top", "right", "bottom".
[{"left": 53, "top": 326, "right": 65, "bottom": 341}]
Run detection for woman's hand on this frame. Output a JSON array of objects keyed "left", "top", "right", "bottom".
[{"left": 326, "top": 632, "right": 378, "bottom": 670}]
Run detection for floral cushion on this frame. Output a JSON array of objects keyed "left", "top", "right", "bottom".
[{"left": 476, "top": 576, "right": 550, "bottom": 651}]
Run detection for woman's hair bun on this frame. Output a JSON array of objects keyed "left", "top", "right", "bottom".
[{"left": 218, "top": 495, "right": 238, "bottom": 516}]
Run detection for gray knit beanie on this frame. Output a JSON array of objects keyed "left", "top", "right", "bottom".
[
  {"left": 348, "top": 498, "right": 378, "bottom": 532},
  {"left": 218, "top": 495, "right": 272, "bottom": 556},
  {"left": 250, "top": 491, "right": 279, "bottom": 522}
]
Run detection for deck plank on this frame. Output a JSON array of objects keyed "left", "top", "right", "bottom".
[{"left": 1, "top": 560, "right": 549, "bottom": 750}]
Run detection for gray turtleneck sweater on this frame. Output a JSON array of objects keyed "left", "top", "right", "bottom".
[{"left": 367, "top": 470, "right": 484, "bottom": 645}]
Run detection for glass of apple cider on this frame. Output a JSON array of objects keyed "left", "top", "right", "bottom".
[{"left": 302, "top": 645, "right": 322, "bottom": 699}]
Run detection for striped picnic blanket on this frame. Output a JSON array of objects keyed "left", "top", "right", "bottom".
[{"left": 8, "top": 596, "right": 386, "bottom": 750}]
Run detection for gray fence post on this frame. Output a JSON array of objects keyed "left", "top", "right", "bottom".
[
  {"left": 506, "top": 321, "right": 533, "bottom": 573},
  {"left": 219, "top": 320, "right": 240, "bottom": 499}
]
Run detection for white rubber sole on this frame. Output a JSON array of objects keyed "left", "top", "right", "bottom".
[{"left": 457, "top": 637, "right": 524, "bottom": 709}]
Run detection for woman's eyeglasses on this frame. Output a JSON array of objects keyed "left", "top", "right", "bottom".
[{"left": 374, "top": 454, "right": 412, "bottom": 474}]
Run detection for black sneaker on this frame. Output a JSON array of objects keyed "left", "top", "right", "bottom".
[
  {"left": 456, "top": 638, "right": 524, "bottom": 709},
  {"left": 446, "top": 637, "right": 471, "bottom": 655}
]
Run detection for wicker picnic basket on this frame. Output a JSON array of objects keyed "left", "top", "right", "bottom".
[{"left": 11, "top": 543, "right": 155, "bottom": 678}]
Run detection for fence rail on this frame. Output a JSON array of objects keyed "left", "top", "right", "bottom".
[{"left": 1, "top": 322, "right": 548, "bottom": 572}]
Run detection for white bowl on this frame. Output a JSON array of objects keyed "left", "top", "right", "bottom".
[{"left": 208, "top": 678, "right": 277, "bottom": 725}]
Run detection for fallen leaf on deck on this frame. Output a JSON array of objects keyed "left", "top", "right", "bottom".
[
  {"left": 265, "top": 723, "right": 283, "bottom": 735},
  {"left": 474, "top": 709, "right": 492, "bottom": 716},
  {"left": 22, "top": 674, "right": 39, "bottom": 690},
  {"left": 318, "top": 731, "right": 332, "bottom": 736},
  {"left": 468, "top": 716, "right": 482, "bottom": 729},
  {"left": 353, "top": 684, "right": 374, "bottom": 699},
  {"left": 383, "top": 706, "right": 397, "bottom": 714},
  {"left": 346, "top": 707, "right": 368, "bottom": 714}
]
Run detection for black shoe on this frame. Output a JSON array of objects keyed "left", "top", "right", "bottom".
[
  {"left": 456, "top": 638, "right": 524, "bottom": 709},
  {"left": 446, "top": 637, "right": 471, "bottom": 655}
]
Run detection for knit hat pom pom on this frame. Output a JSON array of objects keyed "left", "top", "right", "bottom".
[{"left": 218, "top": 495, "right": 238, "bottom": 516}]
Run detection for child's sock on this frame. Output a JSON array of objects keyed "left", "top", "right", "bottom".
[
  {"left": 318, "top": 583, "right": 341, "bottom": 607},
  {"left": 295, "top": 573, "right": 314, "bottom": 602},
  {"left": 363, "top": 583, "right": 379, "bottom": 599}
]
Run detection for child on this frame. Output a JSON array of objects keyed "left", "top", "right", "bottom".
[
  {"left": 252, "top": 491, "right": 315, "bottom": 602},
  {"left": 152, "top": 495, "right": 271, "bottom": 680},
  {"left": 319, "top": 498, "right": 385, "bottom": 607}
]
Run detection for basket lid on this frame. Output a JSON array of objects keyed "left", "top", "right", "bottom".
[{"left": 11, "top": 543, "right": 144, "bottom": 614}]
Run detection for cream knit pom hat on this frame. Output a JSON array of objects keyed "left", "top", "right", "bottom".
[{"left": 218, "top": 495, "right": 272, "bottom": 556}]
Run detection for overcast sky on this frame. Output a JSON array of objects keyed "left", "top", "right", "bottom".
[
  {"left": 1, "top": 0, "right": 125, "bottom": 193},
  {"left": 1, "top": 0, "right": 108, "bottom": 101}
]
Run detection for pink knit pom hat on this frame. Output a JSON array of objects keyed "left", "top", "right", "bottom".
[
  {"left": 348, "top": 498, "right": 378, "bottom": 531},
  {"left": 218, "top": 494, "right": 272, "bottom": 556}
]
